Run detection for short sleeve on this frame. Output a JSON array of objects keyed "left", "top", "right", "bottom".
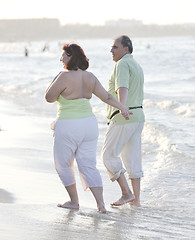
[{"left": 115, "top": 60, "right": 130, "bottom": 92}]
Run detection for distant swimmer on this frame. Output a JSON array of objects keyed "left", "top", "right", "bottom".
[
  {"left": 146, "top": 44, "right": 151, "bottom": 49},
  {"left": 42, "top": 43, "right": 49, "bottom": 52},
  {"left": 24, "top": 47, "right": 28, "bottom": 57}
]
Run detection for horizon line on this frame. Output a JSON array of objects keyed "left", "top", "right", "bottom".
[{"left": 0, "top": 17, "right": 194, "bottom": 26}]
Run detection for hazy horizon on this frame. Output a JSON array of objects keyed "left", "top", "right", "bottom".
[
  {"left": 1, "top": 0, "right": 194, "bottom": 26},
  {"left": 0, "top": 17, "right": 194, "bottom": 27}
]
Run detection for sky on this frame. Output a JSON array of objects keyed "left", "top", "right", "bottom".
[{"left": 0, "top": 0, "right": 194, "bottom": 26}]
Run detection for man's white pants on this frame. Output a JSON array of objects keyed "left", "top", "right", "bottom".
[{"left": 101, "top": 122, "right": 144, "bottom": 181}]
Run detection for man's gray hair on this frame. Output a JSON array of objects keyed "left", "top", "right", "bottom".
[{"left": 121, "top": 35, "right": 133, "bottom": 54}]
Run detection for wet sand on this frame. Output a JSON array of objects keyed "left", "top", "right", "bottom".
[
  {"left": 0, "top": 100, "right": 194, "bottom": 240},
  {"left": 0, "top": 100, "right": 126, "bottom": 240}
]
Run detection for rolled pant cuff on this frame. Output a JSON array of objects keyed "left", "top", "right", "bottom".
[
  {"left": 127, "top": 172, "right": 144, "bottom": 179},
  {"left": 110, "top": 168, "right": 126, "bottom": 182}
]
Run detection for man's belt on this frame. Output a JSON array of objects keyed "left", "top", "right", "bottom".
[{"left": 107, "top": 106, "right": 142, "bottom": 125}]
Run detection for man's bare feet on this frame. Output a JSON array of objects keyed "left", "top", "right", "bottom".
[
  {"left": 130, "top": 200, "right": 141, "bottom": 207},
  {"left": 111, "top": 194, "right": 135, "bottom": 206},
  {"left": 57, "top": 201, "right": 79, "bottom": 210}
]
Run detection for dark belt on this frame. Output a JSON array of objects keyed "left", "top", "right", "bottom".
[{"left": 107, "top": 106, "right": 142, "bottom": 125}]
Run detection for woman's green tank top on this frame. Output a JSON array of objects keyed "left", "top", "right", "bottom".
[{"left": 56, "top": 95, "right": 94, "bottom": 119}]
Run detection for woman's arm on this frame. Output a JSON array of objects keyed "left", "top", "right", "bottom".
[
  {"left": 45, "top": 72, "right": 65, "bottom": 103},
  {"left": 93, "top": 76, "right": 131, "bottom": 119}
]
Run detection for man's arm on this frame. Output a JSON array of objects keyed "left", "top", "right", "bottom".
[{"left": 117, "top": 87, "right": 128, "bottom": 105}]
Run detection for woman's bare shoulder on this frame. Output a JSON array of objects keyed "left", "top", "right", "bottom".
[
  {"left": 85, "top": 71, "right": 97, "bottom": 80},
  {"left": 60, "top": 71, "right": 69, "bottom": 77},
  {"left": 56, "top": 71, "right": 72, "bottom": 81}
]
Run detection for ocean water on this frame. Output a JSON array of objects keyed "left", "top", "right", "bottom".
[{"left": 0, "top": 37, "right": 195, "bottom": 239}]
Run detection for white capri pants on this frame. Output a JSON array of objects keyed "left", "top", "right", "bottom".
[
  {"left": 53, "top": 116, "right": 103, "bottom": 191},
  {"left": 101, "top": 121, "right": 144, "bottom": 181}
]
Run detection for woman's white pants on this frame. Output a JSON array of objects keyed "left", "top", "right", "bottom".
[{"left": 53, "top": 116, "right": 102, "bottom": 191}]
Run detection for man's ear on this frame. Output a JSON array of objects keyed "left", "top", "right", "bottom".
[{"left": 124, "top": 46, "right": 129, "bottom": 52}]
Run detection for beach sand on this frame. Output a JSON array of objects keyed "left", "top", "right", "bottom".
[
  {"left": 0, "top": 100, "right": 132, "bottom": 240},
  {"left": 1, "top": 100, "right": 194, "bottom": 240}
]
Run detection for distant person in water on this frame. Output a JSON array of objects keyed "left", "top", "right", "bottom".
[
  {"left": 101, "top": 35, "right": 145, "bottom": 207},
  {"left": 24, "top": 47, "right": 28, "bottom": 57},
  {"left": 42, "top": 43, "right": 49, "bottom": 52},
  {"left": 45, "top": 43, "right": 131, "bottom": 213}
]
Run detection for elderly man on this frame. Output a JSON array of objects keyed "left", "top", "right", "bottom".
[{"left": 102, "top": 35, "right": 145, "bottom": 207}]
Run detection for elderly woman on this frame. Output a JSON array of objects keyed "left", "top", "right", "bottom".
[{"left": 45, "top": 43, "right": 130, "bottom": 213}]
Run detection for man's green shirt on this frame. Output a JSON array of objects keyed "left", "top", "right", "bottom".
[{"left": 106, "top": 53, "right": 145, "bottom": 124}]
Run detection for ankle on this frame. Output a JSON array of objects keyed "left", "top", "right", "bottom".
[
  {"left": 97, "top": 203, "right": 107, "bottom": 213},
  {"left": 70, "top": 199, "right": 79, "bottom": 205},
  {"left": 122, "top": 191, "right": 133, "bottom": 197}
]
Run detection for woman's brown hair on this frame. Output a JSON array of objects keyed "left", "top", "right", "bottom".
[{"left": 62, "top": 43, "right": 89, "bottom": 71}]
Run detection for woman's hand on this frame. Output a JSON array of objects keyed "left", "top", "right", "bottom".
[{"left": 120, "top": 106, "right": 133, "bottom": 120}]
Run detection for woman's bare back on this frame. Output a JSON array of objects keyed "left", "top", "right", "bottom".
[{"left": 60, "top": 70, "right": 96, "bottom": 100}]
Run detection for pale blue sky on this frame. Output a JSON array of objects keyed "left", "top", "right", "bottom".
[{"left": 0, "top": 0, "right": 194, "bottom": 25}]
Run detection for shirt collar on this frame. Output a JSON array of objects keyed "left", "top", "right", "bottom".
[{"left": 122, "top": 53, "right": 132, "bottom": 59}]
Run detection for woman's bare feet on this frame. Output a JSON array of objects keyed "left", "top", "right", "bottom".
[
  {"left": 57, "top": 201, "right": 79, "bottom": 210},
  {"left": 111, "top": 194, "right": 135, "bottom": 206},
  {"left": 97, "top": 204, "right": 107, "bottom": 214}
]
